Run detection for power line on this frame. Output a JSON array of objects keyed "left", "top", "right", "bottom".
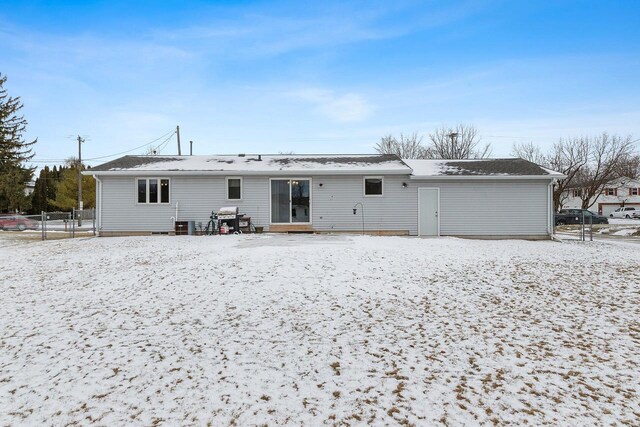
[
  {"left": 83, "top": 129, "right": 176, "bottom": 161},
  {"left": 1, "top": 129, "right": 178, "bottom": 164}
]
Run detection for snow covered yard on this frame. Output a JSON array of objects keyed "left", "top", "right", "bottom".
[{"left": 1, "top": 235, "right": 639, "bottom": 426}]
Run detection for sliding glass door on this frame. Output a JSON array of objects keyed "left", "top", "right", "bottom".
[{"left": 270, "top": 179, "right": 311, "bottom": 224}]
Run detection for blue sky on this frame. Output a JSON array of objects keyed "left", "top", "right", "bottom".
[{"left": 1, "top": 0, "right": 639, "bottom": 165}]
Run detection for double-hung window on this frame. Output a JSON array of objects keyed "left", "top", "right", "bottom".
[
  {"left": 364, "top": 177, "right": 383, "bottom": 196},
  {"left": 137, "top": 178, "right": 170, "bottom": 204},
  {"left": 226, "top": 177, "right": 242, "bottom": 200}
]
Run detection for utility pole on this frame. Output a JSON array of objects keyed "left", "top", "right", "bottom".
[
  {"left": 176, "top": 125, "right": 182, "bottom": 155},
  {"left": 77, "top": 135, "right": 84, "bottom": 226},
  {"left": 448, "top": 132, "right": 458, "bottom": 159}
]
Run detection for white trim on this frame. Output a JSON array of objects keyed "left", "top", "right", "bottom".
[
  {"left": 95, "top": 176, "right": 102, "bottom": 231},
  {"left": 418, "top": 187, "right": 440, "bottom": 237},
  {"left": 225, "top": 176, "right": 243, "bottom": 200},
  {"left": 135, "top": 177, "right": 171, "bottom": 205},
  {"left": 363, "top": 176, "right": 384, "bottom": 197},
  {"left": 268, "top": 178, "right": 313, "bottom": 225},
  {"left": 547, "top": 180, "right": 553, "bottom": 235}
]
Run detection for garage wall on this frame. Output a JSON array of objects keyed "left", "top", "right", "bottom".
[{"left": 411, "top": 179, "right": 552, "bottom": 236}]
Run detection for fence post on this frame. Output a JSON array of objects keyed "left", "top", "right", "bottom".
[
  {"left": 41, "top": 211, "right": 45, "bottom": 241},
  {"left": 92, "top": 207, "right": 96, "bottom": 236},
  {"left": 590, "top": 213, "right": 593, "bottom": 241},
  {"left": 72, "top": 209, "right": 75, "bottom": 238},
  {"left": 581, "top": 211, "right": 585, "bottom": 241}
]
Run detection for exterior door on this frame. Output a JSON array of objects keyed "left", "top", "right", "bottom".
[
  {"left": 419, "top": 188, "right": 440, "bottom": 236},
  {"left": 270, "top": 179, "right": 312, "bottom": 224}
]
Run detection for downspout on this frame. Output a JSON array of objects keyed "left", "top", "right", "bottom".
[
  {"left": 548, "top": 180, "right": 554, "bottom": 235},
  {"left": 95, "top": 176, "right": 103, "bottom": 234}
]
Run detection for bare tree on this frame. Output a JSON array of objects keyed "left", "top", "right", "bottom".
[
  {"left": 574, "top": 133, "right": 636, "bottom": 209},
  {"left": 374, "top": 132, "right": 429, "bottom": 159},
  {"left": 427, "top": 124, "right": 491, "bottom": 159},
  {"left": 512, "top": 137, "right": 589, "bottom": 210},
  {"left": 511, "top": 142, "right": 546, "bottom": 165},
  {"left": 512, "top": 134, "right": 636, "bottom": 210},
  {"left": 613, "top": 153, "right": 640, "bottom": 180}
]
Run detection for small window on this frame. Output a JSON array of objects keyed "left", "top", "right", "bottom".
[
  {"left": 137, "top": 179, "right": 146, "bottom": 203},
  {"left": 630, "top": 188, "right": 639, "bottom": 196},
  {"left": 136, "top": 178, "right": 170, "bottom": 204},
  {"left": 160, "top": 179, "right": 170, "bottom": 203},
  {"left": 572, "top": 189, "right": 582, "bottom": 197},
  {"left": 149, "top": 179, "right": 158, "bottom": 203},
  {"left": 364, "top": 177, "right": 383, "bottom": 196},
  {"left": 227, "top": 177, "right": 242, "bottom": 200},
  {"left": 604, "top": 188, "right": 616, "bottom": 196}
]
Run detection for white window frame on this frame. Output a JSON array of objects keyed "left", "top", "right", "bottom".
[
  {"left": 135, "top": 177, "right": 171, "bottom": 205},
  {"left": 226, "top": 176, "right": 243, "bottom": 200},
  {"left": 631, "top": 188, "right": 639, "bottom": 196},
  {"left": 363, "top": 176, "right": 384, "bottom": 197},
  {"left": 268, "top": 177, "right": 313, "bottom": 225}
]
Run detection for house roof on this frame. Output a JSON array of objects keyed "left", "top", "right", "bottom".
[
  {"left": 86, "top": 154, "right": 563, "bottom": 179},
  {"left": 404, "top": 158, "right": 564, "bottom": 179},
  {"left": 86, "top": 154, "right": 412, "bottom": 175}
]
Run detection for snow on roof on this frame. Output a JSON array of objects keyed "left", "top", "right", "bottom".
[
  {"left": 403, "top": 158, "right": 564, "bottom": 178},
  {"left": 88, "top": 154, "right": 411, "bottom": 175},
  {"left": 87, "top": 154, "right": 563, "bottom": 178}
]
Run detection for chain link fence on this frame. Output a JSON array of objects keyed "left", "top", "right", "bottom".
[{"left": 0, "top": 209, "right": 96, "bottom": 240}]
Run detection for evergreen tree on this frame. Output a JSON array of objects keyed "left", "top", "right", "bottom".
[
  {"left": 0, "top": 73, "right": 36, "bottom": 212},
  {"left": 30, "top": 166, "right": 60, "bottom": 213},
  {"left": 49, "top": 163, "right": 95, "bottom": 211}
]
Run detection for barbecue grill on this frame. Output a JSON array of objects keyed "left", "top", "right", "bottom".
[{"left": 217, "top": 206, "right": 241, "bottom": 234}]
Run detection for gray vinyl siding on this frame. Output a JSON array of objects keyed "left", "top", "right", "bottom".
[
  {"left": 97, "top": 174, "right": 551, "bottom": 237},
  {"left": 99, "top": 176, "right": 270, "bottom": 233},
  {"left": 411, "top": 179, "right": 550, "bottom": 236},
  {"left": 311, "top": 175, "right": 415, "bottom": 233}
]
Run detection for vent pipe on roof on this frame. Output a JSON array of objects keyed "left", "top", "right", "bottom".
[
  {"left": 258, "top": 154, "right": 262, "bottom": 161},
  {"left": 190, "top": 141, "right": 193, "bottom": 156}
]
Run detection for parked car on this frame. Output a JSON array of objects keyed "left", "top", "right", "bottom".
[
  {"left": 555, "top": 209, "right": 608, "bottom": 226},
  {"left": 0, "top": 214, "right": 39, "bottom": 231},
  {"left": 632, "top": 211, "right": 640, "bottom": 219},
  {"left": 610, "top": 207, "right": 637, "bottom": 219}
]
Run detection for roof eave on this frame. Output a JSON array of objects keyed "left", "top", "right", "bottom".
[
  {"left": 410, "top": 174, "right": 566, "bottom": 180},
  {"left": 84, "top": 169, "right": 412, "bottom": 177}
]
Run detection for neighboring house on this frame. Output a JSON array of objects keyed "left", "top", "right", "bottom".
[
  {"left": 84, "top": 154, "right": 564, "bottom": 239},
  {"left": 563, "top": 177, "right": 640, "bottom": 216},
  {"left": 24, "top": 180, "right": 35, "bottom": 196}
]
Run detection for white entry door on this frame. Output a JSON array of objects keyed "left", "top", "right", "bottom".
[{"left": 418, "top": 188, "right": 440, "bottom": 236}]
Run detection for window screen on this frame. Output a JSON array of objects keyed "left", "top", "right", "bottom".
[
  {"left": 148, "top": 179, "right": 158, "bottom": 203},
  {"left": 137, "top": 179, "right": 147, "bottom": 203},
  {"left": 364, "top": 178, "right": 383, "bottom": 196},
  {"left": 227, "top": 178, "right": 241, "bottom": 199},
  {"left": 160, "top": 179, "right": 170, "bottom": 203}
]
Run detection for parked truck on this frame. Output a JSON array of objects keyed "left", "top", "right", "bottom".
[{"left": 555, "top": 209, "right": 608, "bottom": 226}]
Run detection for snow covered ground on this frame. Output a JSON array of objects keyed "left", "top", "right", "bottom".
[{"left": 1, "top": 234, "right": 639, "bottom": 425}]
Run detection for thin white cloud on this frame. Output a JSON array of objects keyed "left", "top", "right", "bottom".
[{"left": 289, "top": 88, "right": 374, "bottom": 123}]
